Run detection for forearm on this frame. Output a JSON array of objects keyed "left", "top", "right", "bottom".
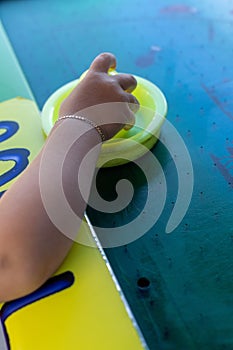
[
  {"left": 0, "top": 119, "right": 101, "bottom": 301},
  {"left": 0, "top": 52, "right": 138, "bottom": 302}
]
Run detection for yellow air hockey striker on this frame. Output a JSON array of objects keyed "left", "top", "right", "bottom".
[{"left": 41, "top": 70, "right": 168, "bottom": 167}]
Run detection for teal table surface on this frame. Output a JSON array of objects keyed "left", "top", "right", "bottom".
[{"left": 1, "top": 1, "right": 233, "bottom": 349}]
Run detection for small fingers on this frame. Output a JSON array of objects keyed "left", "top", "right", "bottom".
[
  {"left": 115, "top": 74, "right": 139, "bottom": 115},
  {"left": 123, "top": 93, "right": 139, "bottom": 131},
  {"left": 124, "top": 108, "right": 136, "bottom": 131},
  {"left": 89, "top": 52, "right": 116, "bottom": 73},
  {"left": 114, "top": 73, "right": 137, "bottom": 93},
  {"left": 126, "top": 92, "right": 140, "bottom": 113}
]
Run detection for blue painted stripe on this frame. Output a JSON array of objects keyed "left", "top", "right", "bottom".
[
  {"left": 0, "top": 121, "right": 19, "bottom": 143},
  {"left": 0, "top": 271, "right": 75, "bottom": 323}
]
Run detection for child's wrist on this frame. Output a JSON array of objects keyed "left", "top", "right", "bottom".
[{"left": 56, "top": 115, "right": 106, "bottom": 142}]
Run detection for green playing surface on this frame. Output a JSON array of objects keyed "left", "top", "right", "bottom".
[{"left": 1, "top": 1, "right": 233, "bottom": 348}]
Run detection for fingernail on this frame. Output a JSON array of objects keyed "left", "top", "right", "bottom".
[{"left": 124, "top": 123, "right": 134, "bottom": 131}]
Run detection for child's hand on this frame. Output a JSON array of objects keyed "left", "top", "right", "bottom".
[{"left": 59, "top": 52, "right": 139, "bottom": 140}]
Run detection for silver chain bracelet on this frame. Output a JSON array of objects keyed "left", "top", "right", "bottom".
[{"left": 56, "top": 115, "right": 106, "bottom": 142}]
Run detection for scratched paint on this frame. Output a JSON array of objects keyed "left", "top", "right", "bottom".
[
  {"left": 201, "top": 82, "right": 233, "bottom": 121},
  {"left": 210, "top": 141, "right": 233, "bottom": 187},
  {"left": 160, "top": 4, "right": 198, "bottom": 14},
  {"left": 208, "top": 22, "right": 215, "bottom": 42},
  {"left": 135, "top": 46, "right": 161, "bottom": 68}
]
